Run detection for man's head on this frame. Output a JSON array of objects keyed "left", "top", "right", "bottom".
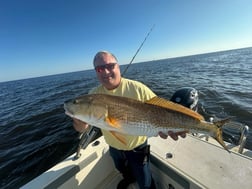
[{"left": 93, "top": 51, "right": 121, "bottom": 90}]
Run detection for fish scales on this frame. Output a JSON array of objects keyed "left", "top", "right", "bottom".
[
  {"left": 64, "top": 94, "right": 230, "bottom": 152},
  {"left": 105, "top": 96, "right": 208, "bottom": 133}
]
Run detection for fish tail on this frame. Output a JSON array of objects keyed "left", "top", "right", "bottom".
[
  {"left": 214, "top": 118, "right": 231, "bottom": 128},
  {"left": 213, "top": 118, "right": 231, "bottom": 153}
]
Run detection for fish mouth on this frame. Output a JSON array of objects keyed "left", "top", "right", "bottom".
[
  {"left": 65, "top": 110, "right": 74, "bottom": 118},
  {"left": 64, "top": 103, "right": 74, "bottom": 118}
]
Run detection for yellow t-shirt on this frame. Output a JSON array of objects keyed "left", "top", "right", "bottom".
[{"left": 89, "top": 77, "right": 156, "bottom": 150}]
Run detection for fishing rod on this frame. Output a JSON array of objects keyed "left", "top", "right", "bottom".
[{"left": 122, "top": 24, "right": 155, "bottom": 76}]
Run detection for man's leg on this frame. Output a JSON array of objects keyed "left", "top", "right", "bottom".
[
  {"left": 126, "top": 145, "right": 156, "bottom": 189},
  {"left": 109, "top": 146, "right": 136, "bottom": 189}
]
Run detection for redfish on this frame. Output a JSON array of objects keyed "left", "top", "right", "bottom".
[{"left": 64, "top": 94, "right": 230, "bottom": 152}]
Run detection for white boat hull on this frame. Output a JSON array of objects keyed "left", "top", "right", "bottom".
[{"left": 21, "top": 134, "right": 252, "bottom": 189}]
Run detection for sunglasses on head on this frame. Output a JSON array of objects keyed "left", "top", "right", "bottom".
[{"left": 95, "top": 63, "right": 117, "bottom": 73}]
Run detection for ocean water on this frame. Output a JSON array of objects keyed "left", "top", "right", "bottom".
[{"left": 0, "top": 47, "right": 252, "bottom": 188}]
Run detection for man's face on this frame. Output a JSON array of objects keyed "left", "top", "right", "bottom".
[{"left": 94, "top": 53, "right": 121, "bottom": 90}]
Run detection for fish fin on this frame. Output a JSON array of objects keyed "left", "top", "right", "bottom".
[
  {"left": 146, "top": 96, "right": 204, "bottom": 120},
  {"left": 105, "top": 117, "right": 121, "bottom": 128},
  {"left": 213, "top": 118, "right": 231, "bottom": 153},
  {"left": 110, "top": 131, "right": 127, "bottom": 145}
]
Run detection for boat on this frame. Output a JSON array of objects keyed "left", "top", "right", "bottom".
[
  {"left": 20, "top": 126, "right": 252, "bottom": 189},
  {"left": 21, "top": 88, "right": 252, "bottom": 189}
]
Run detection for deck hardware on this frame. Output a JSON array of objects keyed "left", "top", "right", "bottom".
[
  {"left": 74, "top": 126, "right": 98, "bottom": 160},
  {"left": 238, "top": 125, "right": 249, "bottom": 154},
  {"left": 166, "top": 153, "right": 173, "bottom": 159}
]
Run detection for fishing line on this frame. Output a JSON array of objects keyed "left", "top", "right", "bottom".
[{"left": 122, "top": 24, "right": 155, "bottom": 76}]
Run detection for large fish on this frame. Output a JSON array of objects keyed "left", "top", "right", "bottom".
[{"left": 64, "top": 94, "right": 230, "bottom": 152}]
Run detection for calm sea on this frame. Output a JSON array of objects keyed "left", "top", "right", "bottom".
[{"left": 0, "top": 47, "right": 252, "bottom": 188}]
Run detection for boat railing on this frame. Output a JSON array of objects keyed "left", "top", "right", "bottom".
[
  {"left": 238, "top": 125, "right": 249, "bottom": 153},
  {"left": 195, "top": 117, "right": 250, "bottom": 154}
]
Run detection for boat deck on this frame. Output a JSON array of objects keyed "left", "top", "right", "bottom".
[
  {"left": 21, "top": 135, "right": 252, "bottom": 189},
  {"left": 149, "top": 135, "right": 252, "bottom": 189}
]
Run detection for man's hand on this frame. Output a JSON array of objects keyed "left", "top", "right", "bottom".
[
  {"left": 158, "top": 131, "right": 187, "bottom": 140},
  {"left": 72, "top": 118, "right": 89, "bottom": 133}
]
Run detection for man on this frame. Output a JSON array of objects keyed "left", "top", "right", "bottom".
[{"left": 72, "top": 51, "right": 186, "bottom": 189}]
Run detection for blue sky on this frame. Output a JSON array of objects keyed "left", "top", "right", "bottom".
[{"left": 1, "top": 0, "right": 252, "bottom": 82}]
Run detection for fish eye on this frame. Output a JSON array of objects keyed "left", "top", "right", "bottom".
[{"left": 73, "top": 99, "right": 78, "bottom": 104}]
